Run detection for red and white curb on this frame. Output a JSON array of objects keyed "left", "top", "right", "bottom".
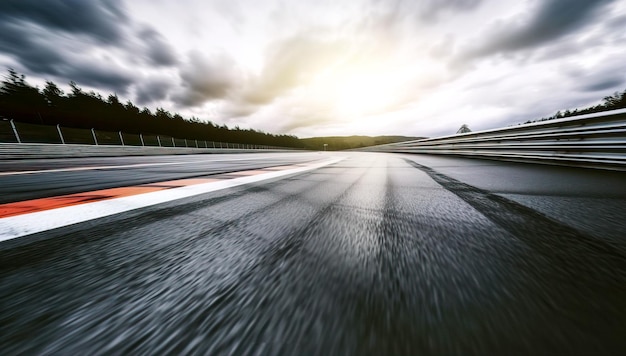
[{"left": 0, "top": 157, "right": 345, "bottom": 242}]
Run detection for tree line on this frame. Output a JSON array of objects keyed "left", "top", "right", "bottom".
[
  {"left": 2, "top": 69, "right": 625, "bottom": 147},
  {"left": 0, "top": 69, "right": 305, "bottom": 148},
  {"left": 523, "top": 89, "right": 626, "bottom": 124}
]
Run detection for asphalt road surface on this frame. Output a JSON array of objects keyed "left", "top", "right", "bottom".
[{"left": 1, "top": 152, "right": 625, "bottom": 354}]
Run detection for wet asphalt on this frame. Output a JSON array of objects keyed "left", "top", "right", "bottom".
[{"left": 1, "top": 152, "right": 625, "bottom": 354}]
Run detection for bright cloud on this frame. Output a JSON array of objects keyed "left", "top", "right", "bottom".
[{"left": 1, "top": 0, "right": 624, "bottom": 137}]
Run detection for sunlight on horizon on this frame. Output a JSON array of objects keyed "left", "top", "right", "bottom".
[{"left": 1, "top": 0, "right": 624, "bottom": 137}]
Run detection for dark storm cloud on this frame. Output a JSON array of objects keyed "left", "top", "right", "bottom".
[
  {"left": 583, "top": 77, "right": 624, "bottom": 92},
  {"left": 139, "top": 28, "right": 179, "bottom": 67},
  {"left": 65, "top": 64, "right": 135, "bottom": 93},
  {"left": 0, "top": 20, "right": 134, "bottom": 93},
  {"left": 414, "top": 0, "right": 482, "bottom": 20},
  {"left": 135, "top": 77, "right": 173, "bottom": 105},
  {"left": 558, "top": 56, "right": 626, "bottom": 94},
  {"left": 0, "top": 22, "right": 66, "bottom": 74},
  {"left": 368, "top": 0, "right": 483, "bottom": 27},
  {"left": 571, "top": 60, "right": 626, "bottom": 94},
  {"left": 0, "top": 0, "right": 127, "bottom": 44},
  {"left": 173, "top": 52, "right": 239, "bottom": 107},
  {"left": 0, "top": 0, "right": 179, "bottom": 95},
  {"left": 463, "top": 0, "right": 615, "bottom": 59}
]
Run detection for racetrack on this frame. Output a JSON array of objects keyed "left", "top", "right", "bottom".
[{"left": 1, "top": 152, "right": 625, "bottom": 354}]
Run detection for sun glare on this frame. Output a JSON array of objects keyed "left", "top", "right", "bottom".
[
  {"left": 333, "top": 73, "right": 397, "bottom": 117},
  {"left": 309, "top": 64, "right": 404, "bottom": 120},
  {"left": 301, "top": 54, "right": 443, "bottom": 126}
]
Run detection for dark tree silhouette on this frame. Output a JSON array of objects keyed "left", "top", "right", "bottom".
[
  {"left": 0, "top": 69, "right": 304, "bottom": 148},
  {"left": 524, "top": 89, "right": 626, "bottom": 124},
  {"left": 0, "top": 69, "right": 48, "bottom": 124}
]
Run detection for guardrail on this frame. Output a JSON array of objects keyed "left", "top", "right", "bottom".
[
  {"left": 361, "top": 108, "right": 626, "bottom": 171},
  {"left": 0, "top": 120, "right": 286, "bottom": 150},
  {"left": 0, "top": 120, "right": 298, "bottom": 159}
]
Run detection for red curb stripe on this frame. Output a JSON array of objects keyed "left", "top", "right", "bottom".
[
  {"left": 0, "top": 186, "right": 165, "bottom": 218},
  {"left": 0, "top": 165, "right": 297, "bottom": 218}
]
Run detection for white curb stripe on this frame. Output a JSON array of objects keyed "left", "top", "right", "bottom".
[
  {"left": 0, "top": 157, "right": 345, "bottom": 242},
  {"left": 0, "top": 154, "right": 305, "bottom": 176}
]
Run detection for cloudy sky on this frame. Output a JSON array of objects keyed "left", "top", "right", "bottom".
[{"left": 1, "top": 0, "right": 624, "bottom": 137}]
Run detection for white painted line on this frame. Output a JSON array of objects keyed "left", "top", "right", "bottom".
[
  {"left": 0, "top": 154, "right": 308, "bottom": 176},
  {"left": 0, "top": 157, "right": 345, "bottom": 242}
]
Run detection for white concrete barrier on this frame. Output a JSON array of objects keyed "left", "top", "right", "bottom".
[{"left": 0, "top": 143, "right": 288, "bottom": 160}]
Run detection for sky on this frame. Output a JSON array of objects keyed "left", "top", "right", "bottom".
[{"left": 0, "top": 0, "right": 625, "bottom": 138}]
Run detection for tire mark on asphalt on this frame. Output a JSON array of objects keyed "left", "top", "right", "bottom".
[
  {"left": 0, "top": 166, "right": 353, "bottom": 355},
  {"left": 142, "top": 164, "right": 377, "bottom": 355},
  {"left": 402, "top": 158, "right": 626, "bottom": 272},
  {"left": 404, "top": 158, "right": 626, "bottom": 353},
  {"left": 0, "top": 181, "right": 278, "bottom": 266}
]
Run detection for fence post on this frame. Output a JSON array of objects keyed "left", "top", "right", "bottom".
[
  {"left": 157, "top": 135, "right": 161, "bottom": 147},
  {"left": 212, "top": 141, "right": 215, "bottom": 148},
  {"left": 119, "top": 131, "right": 125, "bottom": 146},
  {"left": 184, "top": 139, "right": 188, "bottom": 147},
  {"left": 172, "top": 137, "right": 175, "bottom": 147},
  {"left": 56, "top": 124, "right": 65, "bottom": 144},
  {"left": 195, "top": 140, "right": 198, "bottom": 148},
  {"left": 91, "top": 128, "right": 98, "bottom": 145},
  {"left": 219, "top": 142, "right": 222, "bottom": 148},
  {"left": 204, "top": 141, "right": 207, "bottom": 148},
  {"left": 9, "top": 119, "right": 21, "bottom": 143},
  {"left": 140, "top": 133, "right": 145, "bottom": 146}
]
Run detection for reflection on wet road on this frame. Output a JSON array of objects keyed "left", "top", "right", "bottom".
[{"left": 1, "top": 153, "right": 625, "bottom": 354}]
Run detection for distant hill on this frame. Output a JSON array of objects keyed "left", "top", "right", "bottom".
[{"left": 301, "top": 135, "right": 423, "bottom": 151}]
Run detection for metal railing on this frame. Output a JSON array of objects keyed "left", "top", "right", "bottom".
[
  {"left": 361, "top": 108, "right": 626, "bottom": 171},
  {"left": 0, "top": 120, "right": 289, "bottom": 151}
]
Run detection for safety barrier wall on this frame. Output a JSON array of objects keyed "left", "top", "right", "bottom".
[
  {"left": 0, "top": 120, "right": 297, "bottom": 159},
  {"left": 361, "top": 108, "right": 626, "bottom": 171}
]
